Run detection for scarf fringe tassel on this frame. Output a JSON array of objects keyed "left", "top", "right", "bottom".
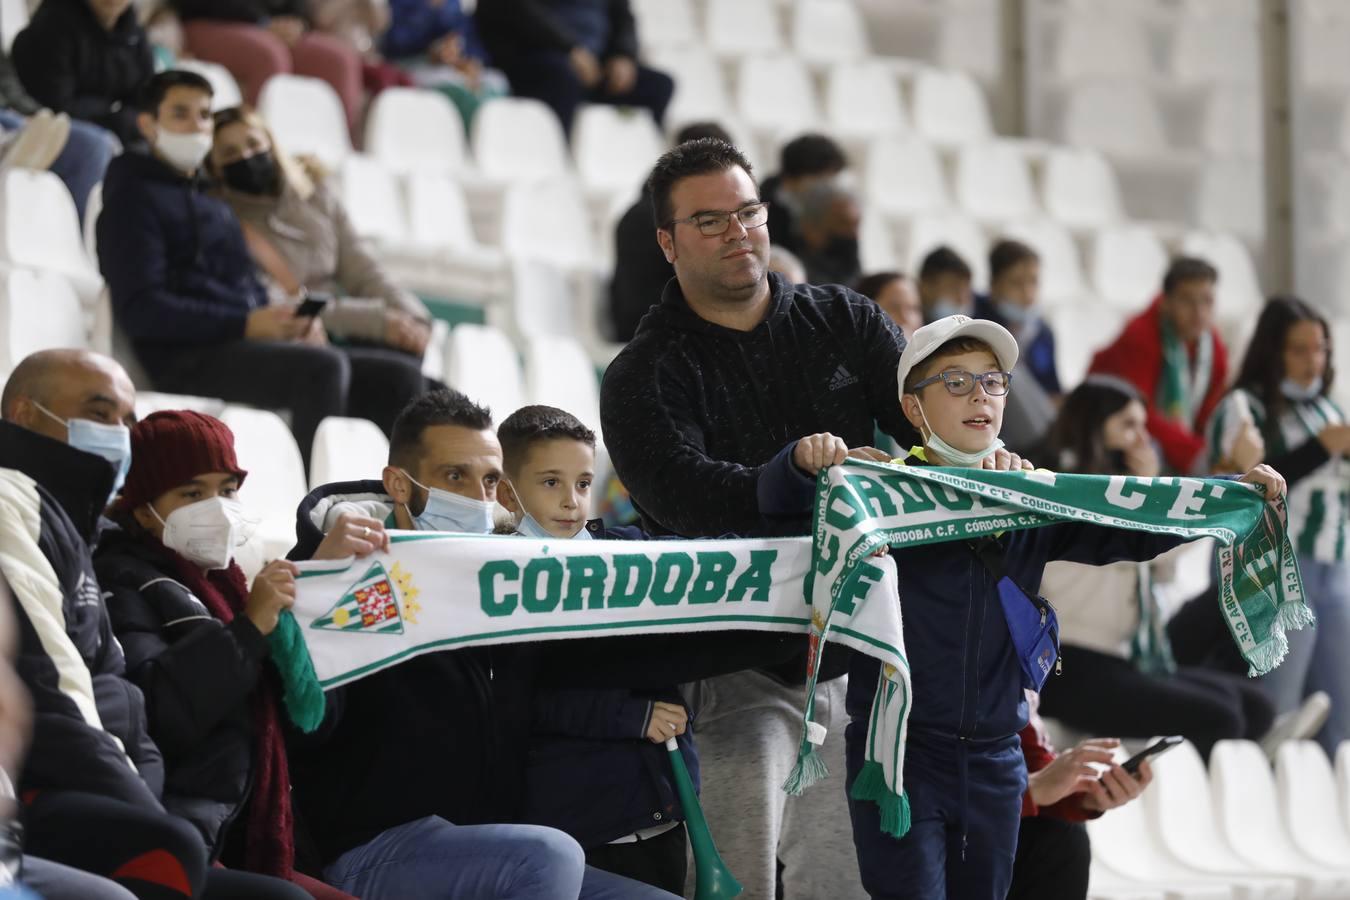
[
  {"left": 849, "top": 761, "right": 911, "bottom": 838},
  {"left": 782, "top": 743, "right": 830, "bottom": 796}
]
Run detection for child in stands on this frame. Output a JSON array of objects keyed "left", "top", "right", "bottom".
[{"left": 496, "top": 405, "right": 696, "bottom": 895}]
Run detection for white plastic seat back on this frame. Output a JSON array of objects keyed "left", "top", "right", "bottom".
[
  {"left": 1059, "top": 83, "right": 1168, "bottom": 157},
  {"left": 134, "top": 392, "right": 228, "bottom": 421},
  {"left": 704, "top": 0, "right": 782, "bottom": 55},
  {"left": 506, "top": 258, "right": 582, "bottom": 340},
  {"left": 572, "top": 106, "right": 666, "bottom": 198},
  {"left": 1277, "top": 741, "right": 1350, "bottom": 868},
  {"left": 791, "top": 0, "right": 870, "bottom": 65},
  {"left": 364, "top": 87, "right": 468, "bottom": 176},
  {"left": 258, "top": 75, "right": 351, "bottom": 168},
  {"left": 1200, "top": 89, "right": 1261, "bottom": 158},
  {"left": 0, "top": 268, "right": 87, "bottom": 373},
  {"left": 1, "top": 0, "right": 28, "bottom": 53},
  {"left": 500, "top": 178, "right": 596, "bottom": 270},
  {"left": 1089, "top": 225, "right": 1168, "bottom": 311},
  {"left": 1050, "top": 17, "right": 1152, "bottom": 81},
  {"left": 523, "top": 334, "right": 601, "bottom": 434},
  {"left": 907, "top": 212, "right": 989, "bottom": 287},
  {"left": 736, "top": 57, "right": 820, "bottom": 134},
  {"left": 911, "top": 68, "right": 992, "bottom": 146},
  {"left": 1042, "top": 147, "right": 1124, "bottom": 230},
  {"left": 0, "top": 168, "right": 100, "bottom": 286},
  {"left": 309, "top": 417, "right": 391, "bottom": 491},
  {"left": 1179, "top": 231, "right": 1263, "bottom": 324},
  {"left": 1339, "top": 742, "right": 1350, "bottom": 829},
  {"left": 1172, "top": 20, "right": 1259, "bottom": 86},
  {"left": 405, "top": 172, "right": 479, "bottom": 252},
  {"left": 825, "top": 61, "right": 907, "bottom": 138},
  {"left": 859, "top": 214, "right": 899, "bottom": 272},
  {"left": 1146, "top": 739, "right": 1266, "bottom": 876},
  {"left": 632, "top": 0, "right": 699, "bottom": 50},
  {"left": 341, "top": 154, "right": 408, "bottom": 245},
  {"left": 219, "top": 406, "right": 307, "bottom": 556},
  {"left": 1051, "top": 304, "right": 1124, "bottom": 390},
  {"left": 471, "top": 98, "right": 570, "bottom": 182},
  {"left": 1195, "top": 160, "right": 1264, "bottom": 240},
  {"left": 954, "top": 141, "right": 1037, "bottom": 224},
  {"left": 444, "top": 324, "right": 525, "bottom": 425},
  {"left": 865, "top": 136, "right": 949, "bottom": 218},
  {"left": 176, "top": 59, "right": 243, "bottom": 111},
  {"left": 1000, "top": 220, "right": 1085, "bottom": 306},
  {"left": 1301, "top": 18, "right": 1350, "bottom": 89},
  {"left": 647, "top": 48, "right": 732, "bottom": 125}
]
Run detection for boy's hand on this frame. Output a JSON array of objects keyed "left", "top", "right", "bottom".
[
  {"left": 793, "top": 433, "right": 848, "bottom": 474},
  {"left": 980, "top": 448, "right": 1034, "bottom": 472},
  {"left": 847, "top": 446, "right": 892, "bottom": 463},
  {"left": 646, "top": 701, "right": 688, "bottom": 743},
  {"left": 1239, "top": 463, "right": 1286, "bottom": 501}
]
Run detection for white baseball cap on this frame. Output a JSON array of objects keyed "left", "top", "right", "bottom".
[{"left": 896, "top": 315, "right": 1020, "bottom": 399}]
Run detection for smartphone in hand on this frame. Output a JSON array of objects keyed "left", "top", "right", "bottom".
[
  {"left": 1121, "top": 735, "right": 1183, "bottom": 776},
  {"left": 296, "top": 294, "right": 331, "bottom": 318}
]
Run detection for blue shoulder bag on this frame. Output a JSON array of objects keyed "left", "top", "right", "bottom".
[{"left": 969, "top": 538, "right": 1061, "bottom": 693}]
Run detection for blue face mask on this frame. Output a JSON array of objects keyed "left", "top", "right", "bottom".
[
  {"left": 929, "top": 298, "right": 966, "bottom": 321},
  {"left": 509, "top": 482, "right": 590, "bottom": 540},
  {"left": 994, "top": 298, "right": 1038, "bottom": 328},
  {"left": 1281, "top": 377, "right": 1324, "bottom": 402},
  {"left": 401, "top": 470, "right": 495, "bottom": 534},
  {"left": 35, "top": 402, "right": 130, "bottom": 505}
]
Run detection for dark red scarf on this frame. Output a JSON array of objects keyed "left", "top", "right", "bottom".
[{"left": 167, "top": 553, "right": 295, "bottom": 879}]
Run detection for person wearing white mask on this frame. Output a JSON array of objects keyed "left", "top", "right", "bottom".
[
  {"left": 95, "top": 409, "right": 352, "bottom": 900},
  {"left": 96, "top": 70, "right": 361, "bottom": 467}
]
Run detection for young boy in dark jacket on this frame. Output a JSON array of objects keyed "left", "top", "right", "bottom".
[{"left": 496, "top": 405, "right": 699, "bottom": 895}]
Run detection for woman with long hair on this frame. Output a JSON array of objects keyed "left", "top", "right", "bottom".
[
  {"left": 1033, "top": 376, "right": 1275, "bottom": 759},
  {"left": 1208, "top": 296, "right": 1350, "bottom": 753}
]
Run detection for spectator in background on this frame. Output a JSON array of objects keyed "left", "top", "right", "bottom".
[
  {"left": 476, "top": 0, "right": 672, "bottom": 136},
  {"left": 94, "top": 411, "right": 349, "bottom": 899},
  {"left": 10, "top": 0, "right": 153, "bottom": 148},
  {"left": 173, "top": 0, "right": 365, "bottom": 136},
  {"left": 1035, "top": 377, "right": 1275, "bottom": 760},
  {"left": 767, "top": 245, "right": 806, "bottom": 285},
  {"left": 759, "top": 133, "right": 847, "bottom": 257},
  {"left": 975, "top": 240, "right": 1060, "bottom": 397},
  {"left": 794, "top": 178, "right": 861, "bottom": 288},
  {"left": 916, "top": 245, "right": 974, "bottom": 322},
  {"left": 207, "top": 104, "right": 435, "bottom": 435},
  {"left": 1090, "top": 257, "right": 1229, "bottom": 474},
  {"left": 1208, "top": 297, "right": 1350, "bottom": 755},
  {"left": 0, "top": 49, "right": 119, "bottom": 222},
  {"left": 96, "top": 71, "right": 421, "bottom": 465},
  {"left": 609, "top": 122, "right": 731, "bottom": 342},
  {"left": 382, "top": 0, "right": 508, "bottom": 127},
  {"left": 856, "top": 271, "right": 923, "bottom": 339}
]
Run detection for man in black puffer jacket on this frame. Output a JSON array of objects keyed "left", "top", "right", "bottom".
[{"left": 11, "top": 0, "right": 154, "bottom": 146}]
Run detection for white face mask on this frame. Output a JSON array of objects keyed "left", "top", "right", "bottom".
[
  {"left": 915, "top": 399, "right": 1004, "bottom": 467},
  {"left": 154, "top": 128, "right": 213, "bottom": 174},
  {"left": 153, "top": 496, "right": 248, "bottom": 570}
]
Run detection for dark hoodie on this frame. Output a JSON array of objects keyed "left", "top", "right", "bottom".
[{"left": 11, "top": 0, "right": 154, "bottom": 144}]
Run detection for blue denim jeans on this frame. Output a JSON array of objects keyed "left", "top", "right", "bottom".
[
  {"left": 1259, "top": 556, "right": 1350, "bottom": 755},
  {"left": 323, "top": 816, "right": 682, "bottom": 900}
]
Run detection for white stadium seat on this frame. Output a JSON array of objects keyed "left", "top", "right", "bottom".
[
  {"left": 364, "top": 87, "right": 468, "bottom": 177},
  {"left": 704, "top": 0, "right": 783, "bottom": 56},
  {"left": 911, "top": 68, "right": 993, "bottom": 146},
  {"left": 1049, "top": 16, "right": 1153, "bottom": 82},
  {"left": 219, "top": 405, "right": 307, "bottom": 560},
  {"left": 1210, "top": 740, "right": 1350, "bottom": 898},
  {"left": 1170, "top": 19, "right": 1260, "bottom": 86},
  {"left": 309, "top": 417, "right": 391, "bottom": 491},
  {"left": 1194, "top": 160, "right": 1264, "bottom": 240},
  {"left": 341, "top": 154, "right": 408, "bottom": 247},
  {"left": 391, "top": 172, "right": 508, "bottom": 304},
  {"left": 500, "top": 177, "right": 597, "bottom": 270},
  {"left": 1000, "top": 219, "right": 1086, "bottom": 307},
  {"left": 444, "top": 324, "right": 525, "bottom": 425},
  {"left": 791, "top": 0, "right": 870, "bottom": 66},
  {"left": 0, "top": 0, "right": 27, "bottom": 53},
  {"left": 133, "top": 392, "right": 228, "bottom": 421},
  {"left": 1041, "top": 147, "right": 1125, "bottom": 230},
  {"left": 1050, "top": 304, "right": 1124, "bottom": 389},
  {"left": 632, "top": 0, "right": 699, "bottom": 51},
  {"left": 1276, "top": 742, "right": 1350, "bottom": 870},
  {"left": 1088, "top": 225, "right": 1169, "bottom": 311},
  {"left": 1199, "top": 89, "right": 1262, "bottom": 159},
  {"left": 647, "top": 47, "right": 733, "bottom": 128},
  {"left": 0, "top": 168, "right": 102, "bottom": 302},
  {"left": 0, "top": 268, "right": 87, "bottom": 374},
  {"left": 906, "top": 211, "right": 990, "bottom": 287},
  {"left": 572, "top": 106, "right": 666, "bottom": 200},
  {"left": 405, "top": 171, "right": 482, "bottom": 254},
  {"left": 258, "top": 75, "right": 351, "bottom": 168},
  {"left": 953, "top": 141, "right": 1038, "bottom": 224},
  {"left": 175, "top": 60, "right": 243, "bottom": 111},
  {"left": 1178, "top": 231, "right": 1264, "bottom": 325},
  {"left": 736, "top": 56, "right": 821, "bottom": 138},
  {"left": 825, "top": 60, "right": 909, "bottom": 141},
  {"left": 1058, "top": 82, "right": 1169, "bottom": 158},
  {"left": 523, "top": 334, "right": 602, "bottom": 434},
  {"left": 1338, "top": 743, "right": 1350, "bottom": 830},
  {"left": 864, "top": 135, "right": 950, "bottom": 220},
  {"left": 471, "top": 98, "right": 570, "bottom": 182},
  {"left": 859, "top": 214, "right": 900, "bottom": 272}
]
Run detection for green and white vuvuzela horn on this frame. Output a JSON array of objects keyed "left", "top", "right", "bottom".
[{"left": 666, "top": 737, "right": 743, "bottom": 900}]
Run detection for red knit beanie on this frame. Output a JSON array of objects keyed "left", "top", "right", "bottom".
[{"left": 116, "top": 410, "right": 248, "bottom": 512}]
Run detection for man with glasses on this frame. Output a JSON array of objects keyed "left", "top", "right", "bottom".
[{"left": 598, "top": 138, "right": 917, "bottom": 900}]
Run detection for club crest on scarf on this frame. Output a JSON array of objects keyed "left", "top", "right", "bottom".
[{"left": 311, "top": 561, "right": 421, "bottom": 634}]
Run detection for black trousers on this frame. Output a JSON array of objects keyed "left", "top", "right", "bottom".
[
  {"left": 584, "top": 823, "right": 687, "bottom": 896},
  {"left": 499, "top": 50, "right": 675, "bottom": 135},
  {"left": 1006, "top": 816, "right": 1091, "bottom": 900},
  {"left": 1037, "top": 644, "right": 1275, "bottom": 760},
  {"left": 147, "top": 341, "right": 429, "bottom": 468}
]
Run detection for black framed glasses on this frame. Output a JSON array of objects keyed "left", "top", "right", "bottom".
[
  {"left": 666, "top": 202, "right": 770, "bottom": 236},
  {"left": 912, "top": 370, "right": 1013, "bottom": 396}
]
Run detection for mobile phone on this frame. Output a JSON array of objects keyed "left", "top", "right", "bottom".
[
  {"left": 1121, "top": 735, "right": 1183, "bottom": 775},
  {"left": 296, "top": 294, "right": 330, "bottom": 318}
]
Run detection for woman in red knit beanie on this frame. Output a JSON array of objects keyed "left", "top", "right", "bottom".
[{"left": 92, "top": 410, "right": 354, "bottom": 900}]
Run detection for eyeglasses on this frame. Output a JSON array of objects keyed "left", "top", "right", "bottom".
[
  {"left": 666, "top": 202, "right": 770, "bottom": 236},
  {"left": 912, "top": 370, "right": 1013, "bottom": 396}
]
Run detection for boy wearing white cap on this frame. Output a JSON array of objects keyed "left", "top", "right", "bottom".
[{"left": 773, "top": 316, "right": 1287, "bottom": 899}]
